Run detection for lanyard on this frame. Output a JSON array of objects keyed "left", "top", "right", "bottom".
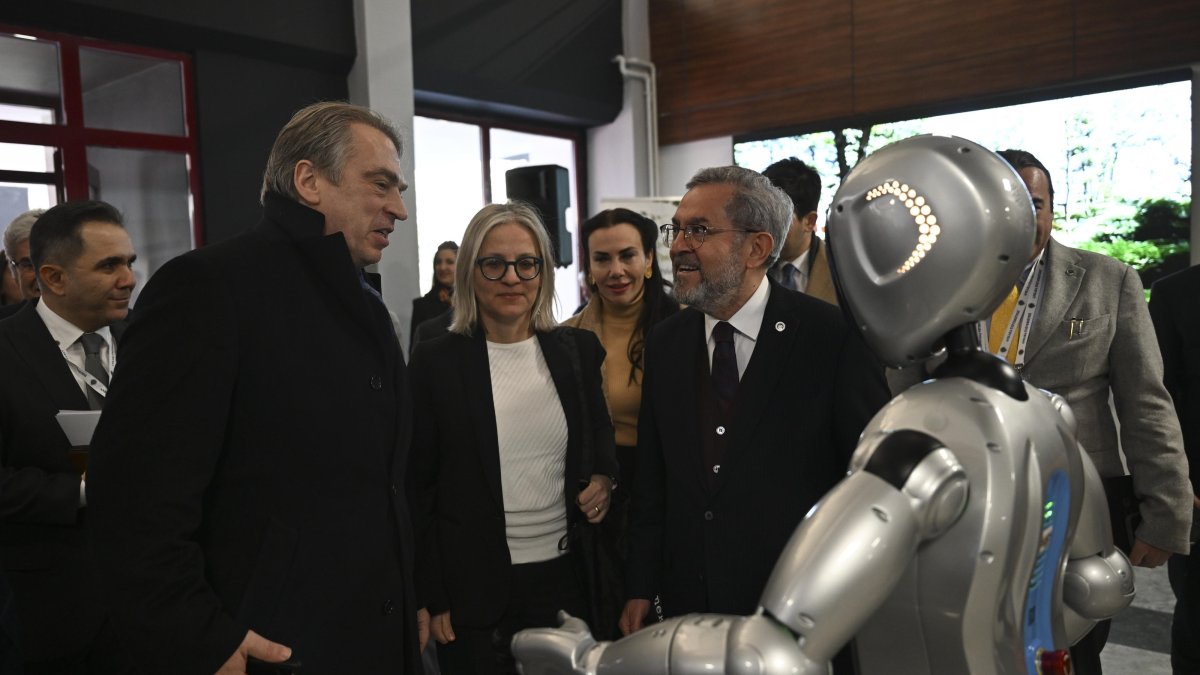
[
  {"left": 59, "top": 340, "right": 116, "bottom": 398},
  {"left": 975, "top": 249, "right": 1046, "bottom": 371}
]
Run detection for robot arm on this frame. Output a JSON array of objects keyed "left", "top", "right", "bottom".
[
  {"left": 1045, "top": 391, "right": 1135, "bottom": 643},
  {"left": 758, "top": 430, "right": 968, "bottom": 662},
  {"left": 513, "top": 430, "right": 969, "bottom": 675}
]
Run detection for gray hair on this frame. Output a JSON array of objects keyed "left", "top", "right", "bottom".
[
  {"left": 686, "top": 166, "right": 793, "bottom": 267},
  {"left": 260, "top": 101, "right": 404, "bottom": 204},
  {"left": 4, "top": 209, "right": 44, "bottom": 258},
  {"left": 450, "top": 202, "right": 559, "bottom": 336}
]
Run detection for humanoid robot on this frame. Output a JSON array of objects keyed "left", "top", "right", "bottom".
[{"left": 512, "top": 135, "right": 1134, "bottom": 675}]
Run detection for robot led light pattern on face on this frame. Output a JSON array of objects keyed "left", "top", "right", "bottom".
[{"left": 513, "top": 135, "right": 1134, "bottom": 675}]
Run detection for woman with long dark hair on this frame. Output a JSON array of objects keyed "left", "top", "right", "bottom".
[
  {"left": 409, "top": 240, "right": 458, "bottom": 345},
  {"left": 562, "top": 208, "right": 679, "bottom": 582}
]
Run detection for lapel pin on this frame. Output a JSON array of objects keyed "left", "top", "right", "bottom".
[{"left": 775, "top": 321, "right": 786, "bottom": 332}]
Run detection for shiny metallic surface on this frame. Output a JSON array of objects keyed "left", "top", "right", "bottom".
[
  {"left": 725, "top": 615, "right": 824, "bottom": 675},
  {"left": 900, "top": 447, "right": 969, "bottom": 537},
  {"left": 512, "top": 612, "right": 603, "bottom": 675},
  {"left": 853, "top": 376, "right": 1099, "bottom": 675},
  {"left": 1063, "top": 550, "right": 1136, "bottom": 620},
  {"left": 759, "top": 472, "right": 921, "bottom": 662},
  {"left": 826, "top": 135, "right": 1036, "bottom": 367}
]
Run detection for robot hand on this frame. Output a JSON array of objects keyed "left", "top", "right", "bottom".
[{"left": 512, "top": 611, "right": 601, "bottom": 675}]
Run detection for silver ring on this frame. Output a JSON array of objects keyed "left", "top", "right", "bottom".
[{"left": 593, "top": 505, "right": 600, "bottom": 514}]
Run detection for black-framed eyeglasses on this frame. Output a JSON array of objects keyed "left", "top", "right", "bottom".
[
  {"left": 476, "top": 256, "right": 543, "bottom": 281},
  {"left": 8, "top": 257, "right": 32, "bottom": 271},
  {"left": 659, "top": 224, "right": 762, "bottom": 250}
]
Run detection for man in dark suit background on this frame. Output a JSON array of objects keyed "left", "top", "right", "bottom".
[
  {"left": 620, "top": 166, "right": 889, "bottom": 639},
  {"left": 761, "top": 158, "right": 838, "bottom": 305},
  {"left": 1150, "top": 264, "right": 1200, "bottom": 673},
  {"left": 86, "top": 102, "right": 421, "bottom": 674},
  {"left": 0, "top": 200, "right": 137, "bottom": 672}
]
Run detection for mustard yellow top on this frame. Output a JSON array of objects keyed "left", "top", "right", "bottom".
[{"left": 562, "top": 287, "right": 644, "bottom": 447}]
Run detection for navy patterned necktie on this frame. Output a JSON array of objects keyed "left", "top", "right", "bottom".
[
  {"left": 781, "top": 262, "right": 800, "bottom": 291},
  {"left": 711, "top": 321, "right": 739, "bottom": 405},
  {"left": 79, "top": 332, "right": 108, "bottom": 410}
]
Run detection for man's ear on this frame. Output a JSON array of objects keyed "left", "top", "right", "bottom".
[
  {"left": 801, "top": 211, "right": 819, "bottom": 234},
  {"left": 37, "top": 263, "right": 65, "bottom": 297},
  {"left": 746, "top": 231, "right": 775, "bottom": 269},
  {"left": 293, "top": 160, "right": 321, "bottom": 206}
]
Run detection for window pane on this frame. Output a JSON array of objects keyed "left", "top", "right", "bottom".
[
  {"left": 0, "top": 34, "right": 61, "bottom": 125},
  {"left": 0, "top": 143, "right": 54, "bottom": 172},
  {"left": 80, "top": 47, "right": 185, "bottom": 136},
  {"left": 86, "top": 147, "right": 192, "bottom": 290},
  {"left": 0, "top": 183, "right": 58, "bottom": 231},
  {"left": 488, "top": 128, "right": 580, "bottom": 320},
  {"left": 413, "top": 116, "right": 484, "bottom": 294}
]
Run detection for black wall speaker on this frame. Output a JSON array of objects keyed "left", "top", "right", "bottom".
[{"left": 505, "top": 164, "right": 572, "bottom": 267}]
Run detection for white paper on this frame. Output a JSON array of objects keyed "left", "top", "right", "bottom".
[{"left": 55, "top": 410, "right": 102, "bottom": 447}]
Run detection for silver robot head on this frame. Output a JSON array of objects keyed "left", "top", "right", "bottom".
[{"left": 826, "top": 135, "right": 1035, "bottom": 368}]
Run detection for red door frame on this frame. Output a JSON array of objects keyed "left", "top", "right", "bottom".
[{"left": 0, "top": 24, "right": 205, "bottom": 246}]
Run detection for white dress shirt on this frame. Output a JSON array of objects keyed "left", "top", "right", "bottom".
[
  {"left": 781, "top": 247, "right": 812, "bottom": 292},
  {"left": 703, "top": 277, "right": 771, "bottom": 380},
  {"left": 36, "top": 300, "right": 115, "bottom": 398}
]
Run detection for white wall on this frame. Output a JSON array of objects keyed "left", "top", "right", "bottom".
[
  {"left": 586, "top": 0, "right": 650, "bottom": 215},
  {"left": 659, "top": 136, "right": 734, "bottom": 196},
  {"left": 349, "top": 0, "right": 421, "bottom": 353}
]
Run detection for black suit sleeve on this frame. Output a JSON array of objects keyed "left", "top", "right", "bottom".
[
  {"left": 407, "top": 340, "right": 450, "bottom": 616},
  {"left": 86, "top": 254, "right": 247, "bottom": 672},
  {"left": 625, "top": 323, "right": 667, "bottom": 601},
  {"left": 832, "top": 328, "right": 891, "bottom": 462},
  {"left": 1149, "top": 279, "right": 1195, "bottom": 493},
  {"left": 0, "top": 435, "right": 79, "bottom": 526}
]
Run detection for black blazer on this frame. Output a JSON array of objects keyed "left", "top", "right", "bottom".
[
  {"left": 410, "top": 289, "right": 450, "bottom": 346},
  {"left": 1150, "top": 266, "right": 1200, "bottom": 495},
  {"left": 409, "top": 326, "right": 617, "bottom": 627},
  {"left": 86, "top": 195, "right": 419, "bottom": 675},
  {"left": 626, "top": 280, "right": 890, "bottom": 616},
  {"left": 0, "top": 301, "right": 121, "bottom": 661}
]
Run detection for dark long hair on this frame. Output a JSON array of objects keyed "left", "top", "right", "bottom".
[
  {"left": 580, "top": 208, "right": 679, "bottom": 383},
  {"left": 429, "top": 240, "right": 459, "bottom": 296}
]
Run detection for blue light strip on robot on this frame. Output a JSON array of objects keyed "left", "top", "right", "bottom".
[{"left": 1024, "top": 469, "right": 1070, "bottom": 672}]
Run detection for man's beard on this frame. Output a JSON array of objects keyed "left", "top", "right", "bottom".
[{"left": 671, "top": 253, "right": 743, "bottom": 315}]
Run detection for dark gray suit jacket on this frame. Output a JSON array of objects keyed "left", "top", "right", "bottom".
[{"left": 0, "top": 301, "right": 121, "bottom": 662}]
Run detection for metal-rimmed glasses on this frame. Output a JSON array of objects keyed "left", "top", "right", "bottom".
[
  {"left": 659, "top": 224, "right": 762, "bottom": 250},
  {"left": 7, "top": 257, "right": 32, "bottom": 272},
  {"left": 476, "top": 256, "right": 543, "bottom": 281}
]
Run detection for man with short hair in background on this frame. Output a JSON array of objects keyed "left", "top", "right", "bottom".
[
  {"left": 761, "top": 158, "right": 837, "bottom": 305},
  {"left": 87, "top": 102, "right": 422, "bottom": 675},
  {"left": 1, "top": 209, "right": 46, "bottom": 320},
  {"left": 995, "top": 148, "right": 1191, "bottom": 673},
  {"left": 0, "top": 200, "right": 137, "bottom": 673}
]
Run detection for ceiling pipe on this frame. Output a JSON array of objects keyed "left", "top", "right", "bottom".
[{"left": 614, "top": 54, "right": 659, "bottom": 196}]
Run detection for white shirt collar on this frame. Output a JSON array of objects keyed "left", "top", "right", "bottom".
[
  {"left": 36, "top": 300, "right": 113, "bottom": 353},
  {"left": 704, "top": 275, "right": 771, "bottom": 344},
  {"left": 785, "top": 246, "right": 811, "bottom": 271}
]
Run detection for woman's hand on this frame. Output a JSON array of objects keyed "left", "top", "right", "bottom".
[{"left": 577, "top": 474, "right": 613, "bottom": 523}]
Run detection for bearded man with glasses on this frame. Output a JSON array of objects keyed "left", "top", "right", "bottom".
[{"left": 620, "top": 167, "right": 889, "bottom": 674}]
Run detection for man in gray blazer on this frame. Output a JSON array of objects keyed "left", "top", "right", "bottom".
[{"left": 995, "top": 150, "right": 1191, "bottom": 563}]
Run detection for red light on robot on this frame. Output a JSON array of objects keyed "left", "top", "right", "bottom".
[{"left": 1039, "top": 648, "right": 1071, "bottom": 674}]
